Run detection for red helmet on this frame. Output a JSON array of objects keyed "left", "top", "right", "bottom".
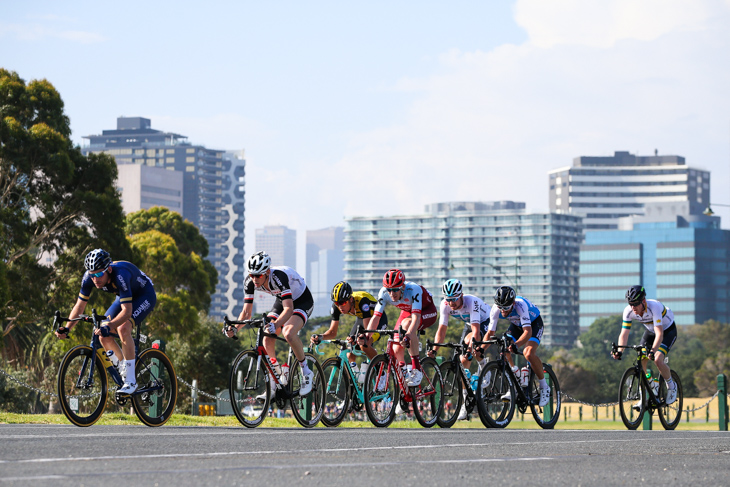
[{"left": 383, "top": 269, "right": 405, "bottom": 289}]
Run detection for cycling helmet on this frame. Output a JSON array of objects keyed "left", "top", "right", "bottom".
[
  {"left": 383, "top": 269, "right": 405, "bottom": 289},
  {"left": 247, "top": 251, "right": 271, "bottom": 275},
  {"left": 84, "top": 249, "right": 112, "bottom": 272},
  {"left": 626, "top": 285, "right": 646, "bottom": 305},
  {"left": 331, "top": 281, "right": 353, "bottom": 303},
  {"left": 442, "top": 279, "right": 463, "bottom": 298},
  {"left": 494, "top": 286, "right": 516, "bottom": 309}
]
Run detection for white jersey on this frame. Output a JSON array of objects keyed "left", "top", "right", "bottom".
[
  {"left": 243, "top": 266, "right": 307, "bottom": 302},
  {"left": 438, "top": 294, "right": 492, "bottom": 327},
  {"left": 488, "top": 296, "right": 540, "bottom": 332},
  {"left": 622, "top": 299, "right": 674, "bottom": 332}
]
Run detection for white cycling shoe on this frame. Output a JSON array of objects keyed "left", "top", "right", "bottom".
[
  {"left": 406, "top": 369, "right": 423, "bottom": 387},
  {"left": 538, "top": 385, "right": 551, "bottom": 407},
  {"left": 299, "top": 370, "right": 314, "bottom": 396},
  {"left": 118, "top": 382, "right": 138, "bottom": 395},
  {"left": 666, "top": 385, "right": 678, "bottom": 405}
]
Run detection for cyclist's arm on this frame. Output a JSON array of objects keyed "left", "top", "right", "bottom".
[
  {"left": 515, "top": 325, "right": 532, "bottom": 348},
  {"left": 320, "top": 320, "right": 340, "bottom": 340},
  {"left": 650, "top": 325, "right": 664, "bottom": 355},
  {"left": 68, "top": 298, "right": 87, "bottom": 326},
  {"left": 275, "top": 297, "right": 294, "bottom": 327},
  {"left": 366, "top": 313, "right": 381, "bottom": 331},
  {"left": 107, "top": 303, "right": 132, "bottom": 330},
  {"left": 470, "top": 321, "right": 481, "bottom": 342},
  {"left": 235, "top": 302, "right": 254, "bottom": 330},
  {"left": 431, "top": 324, "right": 447, "bottom": 353}
]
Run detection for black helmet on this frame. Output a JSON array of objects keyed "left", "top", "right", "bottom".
[
  {"left": 626, "top": 285, "right": 646, "bottom": 305},
  {"left": 84, "top": 249, "right": 112, "bottom": 272},
  {"left": 331, "top": 281, "right": 353, "bottom": 304},
  {"left": 494, "top": 286, "right": 516, "bottom": 309}
]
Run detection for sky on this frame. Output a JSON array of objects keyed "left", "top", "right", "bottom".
[{"left": 3, "top": 0, "right": 730, "bottom": 271}]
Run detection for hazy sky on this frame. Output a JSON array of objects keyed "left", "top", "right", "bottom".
[{"left": 3, "top": 0, "right": 730, "bottom": 270}]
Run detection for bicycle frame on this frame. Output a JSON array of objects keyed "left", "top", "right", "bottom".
[
  {"left": 476, "top": 337, "right": 533, "bottom": 410},
  {"left": 613, "top": 344, "right": 664, "bottom": 409},
  {"left": 315, "top": 340, "right": 368, "bottom": 405},
  {"left": 427, "top": 339, "right": 477, "bottom": 407}
]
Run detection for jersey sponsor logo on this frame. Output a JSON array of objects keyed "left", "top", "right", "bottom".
[
  {"left": 362, "top": 303, "right": 370, "bottom": 312},
  {"left": 132, "top": 299, "right": 151, "bottom": 319},
  {"left": 412, "top": 294, "right": 420, "bottom": 303},
  {"left": 116, "top": 275, "right": 128, "bottom": 292},
  {"left": 422, "top": 311, "right": 437, "bottom": 320},
  {"left": 378, "top": 298, "right": 384, "bottom": 306}
]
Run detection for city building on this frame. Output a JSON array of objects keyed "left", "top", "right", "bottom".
[
  {"left": 306, "top": 227, "right": 345, "bottom": 317},
  {"left": 345, "top": 201, "right": 582, "bottom": 348},
  {"left": 116, "top": 164, "right": 183, "bottom": 215},
  {"left": 83, "top": 116, "right": 242, "bottom": 319},
  {"left": 253, "top": 225, "right": 297, "bottom": 314},
  {"left": 219, "top": 151, "right": 247, "bottom": 319},
  {"left": 549, "top": 151, "right": 710, "bottom": 231},
  {"left": 579, "top": 202, "right": 729, "bottom": 328}
]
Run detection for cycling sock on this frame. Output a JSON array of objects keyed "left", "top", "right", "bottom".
[
  {"left": 299, "top": 360, "right": 311, "bottom": 375},
  {"left": 539, "top": 378, "right": 548, "bottom": 389},
  {"left": 124, "top": 360, "right": 136, "bottom": 383},
  {"left": 478, "top": 358, "right": 487, "bottom": 369},
  {"left": 667, "top": 378, "right": 676, "bottom": 389},
  {"left": 411, "top": 357, "right": 421, "bottom": 370}
]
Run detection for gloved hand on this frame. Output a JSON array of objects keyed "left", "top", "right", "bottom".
[
  {"left": 99, "top": 325, "right": 111, "bottom": 337},
  {"left": 267, "top": 321, "right": 276, "bottom": 334}
]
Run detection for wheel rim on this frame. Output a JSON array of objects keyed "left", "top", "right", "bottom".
[
  {"left": 230, "top": 351, "right": 268, "bottom": 426},
  {"left": 321, "top": 358, "right": 351, "bottom": 426},
  {"left": 365, "top": 356, "right": 397, "bottom": 425},
  {"left": 619, "top": 369, "right": 644, "bottom": 428},
  {"left": 132, "top": 349, "right": 177, "bottom": 425},
  {"left": 58, "top": 347, "right": 107, "bottom": 426},
  {"left": 412, "top": 359, "right": 442, "bottom": 426}
]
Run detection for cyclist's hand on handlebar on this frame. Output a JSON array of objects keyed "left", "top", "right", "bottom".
[
  {"left": 55, "top": 326, "right": 69, "bottom": 339},
  {"left": 611, "top": 351, "right": 622, "bottom": 360},
  {"left": 223, "top": 324, "right": 237, "bottom": 338},
  {"left": 426, "top": 348, "right": 436, "bottom": 359},
  {"left": 310, "top": 334, "right": 322, "bottom": 345},
  {"left": 648, "top": 351, "right": 655, "bottom": 361}
]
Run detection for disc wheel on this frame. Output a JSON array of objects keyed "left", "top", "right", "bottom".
[
  {"left": 437, "top": 360, "right": 462, "bottom": 428},
  {"left": 320, "top": 357, "right": 351, "bottom": 427},
  {"left": 476, "top": 361, "right": 515, "bottom": 428},
  {"left": 229, "top": 350, "right": 270, "bottom": 428},
  {"left": 131, "top": 348, "right": 178, "bottom": 426},
  {"left": 411, "top": 357, "right": 443, "bottom": 428},
  {"left": 289, "top": 353, "right": 325, "bottom": 428},
  {"left": 528, "top": 365, "right": 561, "bottom": 429},
  {"left": 618, "top": 368, "right": 645, "bottom": 430},
  {"left": 364, "top": 354, "right": 399, "bottom": 427},
  {"left": 658, "top": 370, "right": 683, "bottom": 430},
  {"left": 57, "top": 345, "right": 108, "bottom": 427}
]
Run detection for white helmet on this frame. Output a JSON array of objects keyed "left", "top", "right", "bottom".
[{"left": 247, "top": 251, "right": 271, "bottom": 275}]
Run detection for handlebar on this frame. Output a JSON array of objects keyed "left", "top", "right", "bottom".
[
  {"left": 223, "top": 315, "right": 273, "bottom": 340},
  {"left": 611, "top": 342, "right": 649, "bottom": 361},
  {"left": 52, "top": 309, "right": 105, "bottom": 336}
]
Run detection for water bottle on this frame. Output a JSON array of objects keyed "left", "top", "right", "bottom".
[
  {"left": 359, "top": 363, "right": 369, "bottom": 384},
  {"left": 470, "top": 373, "right": 479, "bottom": 392},
  {"left": 280, "top": 363, "right": 289, "bottom": 386},
  {"left": 350, "top": 362, "right": 359, "bottom": 376},
  {"left": 464, "top": 369, "right": 472, "bottom": 382},
  {"left": 520, "top": 366, "right": 529, "bottom": 387},
  {"left": 269, "top": 357, "right": 283, "bottom": 381}
]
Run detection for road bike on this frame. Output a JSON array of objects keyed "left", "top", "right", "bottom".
[
  {"left": 361, "top": 327, "right": 443, "bottom": 428},
  {"left": 54, "top": 309, "right": 177, "bottom": 427},
  {"left": 314, "top": 338, "right": 370, "bottom": 426},
  {"left": 426, "top": 337, "right": 481, "bottom": 428},
  {"left": 473, "top": 335, "right": 560, "bottom": 429},
  {"left": 225, "top": 316, "right": 325, "bottom": 428},
  {"left": 611, "top": 343, "right": 683, "bottom": 430}
]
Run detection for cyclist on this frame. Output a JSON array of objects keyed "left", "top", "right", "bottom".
[
  {"left": 428, "top": 278, "right": 492, "bottom": 420},
  {"left": 489, "top": 285, "right": 550, "bottom": 407},
  {"left": 366, "top": 269, "right": 438, "bottom": 387},
  {"left": 224, "top": 251, "right": 315, "bottom": 396},
  {"left": 610, "top": 285, "right": 678, "bottom": 405},
  {"left": 310, "top": 281, "right": 388, "bottom": 370},
  {"left": 54, "top": 248, "right": 156, "bottom": 395}
]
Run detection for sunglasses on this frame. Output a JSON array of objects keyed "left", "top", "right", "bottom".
[
  {"left": 386, "top": 287, "right": 402, "bottom": 292},
  {"left": 445, "top": 297, "right": 460, "bottom": 302},
  {"left": 89, "top": 270, "right": 106, "bottom": 278},
  {"left": 629, "top": 301, "right": 642, "bottom": 306},
  {"left": 497, "top": 305, "right": 512, "bottom": 311},
  {"left": 250, "top": 273, "right": 266, "bottom": 278},
  {"left": 335, "top": 299, "right": 349, "bottom": 306}
]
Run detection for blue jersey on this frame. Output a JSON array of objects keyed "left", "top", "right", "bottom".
[
  {"left": 488, "top": 295, "right": 540, "bottom": 331},
  {"left": 78, "top": 261, "right": 154, "bottom": 305}
]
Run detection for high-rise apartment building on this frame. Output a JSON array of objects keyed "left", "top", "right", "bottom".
[
  {"left": 345, "top": 201, "right": 582, "bottom": 348},
  {"left": 306, "top": 227, "right": 345, "bottom": 317},
  {"left": 83, "top": 117, "right": 243, "bottom": 319},
  {"left": 220, "top": 151, "right": 246, "bottom": 319},
  {"left": 116, "top": 164, "right": 183, "bottom": 215},
  {"left": 549, "top": 151, "right": 710, "bottom": 231},
  {"left": 253, "top": 225, "right": 297, "bottom": 314},
  {"left": 579, "top": 202, "right": 729, "bottom": 328}
]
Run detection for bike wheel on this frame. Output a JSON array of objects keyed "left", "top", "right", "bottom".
[
  {"left": 320, "top": 357, "right": 351, "bottom": 427},
  {"left": 57, "top": 345, "right": 108, "bottom": 427},
  {"left": 528, "top": 365, "right": 561, "bottom": 429},
  {"left": 364, "top": 354, "right": 399, "bottom": 427},
  {"left": 658, "top": 370, "right": 683, "bottom": 430},
  {"left": 289, "top": 353, "right": 325, "bottom": 428},
  {"left": 476, "top": 361, "right": 515, "bottom": 428},
  {"left": 411, "top": 357, "right": 443, "bottom": 428},
  {"left": 437, "top": 361, "right": 463, "bottom": 428},
  {"left": 131, "top": 349, "right": 178, "bottom": 426},
  {"left": 618, "top": 368, "right": 645, "bottom": 430},
  {"left": 229, "top": 350, "right": 270, "bottom": 428}
]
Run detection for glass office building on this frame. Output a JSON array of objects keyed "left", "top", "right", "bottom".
[
  {"left": 579, "top": 202, "right": 729, "bottom": 327},
  {"left": 345, "top": 201, "right": 582, "bottom": 348}
]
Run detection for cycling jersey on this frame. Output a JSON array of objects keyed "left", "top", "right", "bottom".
[
  {"left": 331, "top": 291, "right": 378, "bottom": 321},
  {"left": 374, "top": 282, "right": 429, "bottom": 316},
  {"left": 243, "top": 266, "right": 306, "bottom": 303},
  {"left": 438, "top": 294, "right": 492, "bottom": 326},
  {"left": 488, "top": 295, "right": 541, "bottom": 332},
  {"left": 622, "top": 299, "right": 675, "bottom": 332}
]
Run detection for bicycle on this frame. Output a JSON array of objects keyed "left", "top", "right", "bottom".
[
  {"left": 54, "top": 309, "right": 177, "bottom": 427},
  {"left": 361, "top": 327, "right": 443, "bottom": 428},
  {"left": 473, "top": 335, "right": 561, "bottom": 429},
  {"left": 225, "top": 316, "right": 325, "bottom": 428},
  {"left": 611, "top": 343, "right": 683, "bottom": 430},
  {"left": 426, "top": 337, "right": 481, "bottom": 428},
  {"left": 314, "top": 338, "right": 371, "bottom": 426}
]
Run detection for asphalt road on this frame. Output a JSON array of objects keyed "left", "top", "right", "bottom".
[{"left": 1, "top": 425, "right": 729, "bottom": 486}]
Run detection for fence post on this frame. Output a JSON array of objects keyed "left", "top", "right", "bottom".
[
  {"left": 642, "top": 409, "right": 652, "bottom": 430},
  {"left": 543, "top": 373, "right": 552, "bottom": 423},
  {"left": 579, "top": 406, "right": 582, "bottom": 421},
  {"left": 191, "top": 379, "right": 199, "bottom": 416},
  {"left": 719, "top": 374, "right": 728, "bottom": 431},
  {"left": 150, "top": 339, "right": 166, "bottom": 418}
]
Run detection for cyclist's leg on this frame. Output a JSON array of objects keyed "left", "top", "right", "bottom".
[
  {"left": 263, "top": 299, "right": 284, "bottom": 359},
  {"left": 282, "top": 314, "right": 306, "bottom": 361},
  {"left": 639, "top": 330, "right": 654, "bottom": 375},
  {"left": 523, "top": 316, "right": 545, "bottom": 381},
  {"left": 654, "top": 324, "right": 677, "bottom": 380},
  {"left": 101, "top": 298, "right": 124, "bottom": 359},
  {"left": 393, "top": 312, "right": 409, "bottom": 365},
  {"left": 503, "top": 323, "right": 522, "bottom": 369},
  {"left": 118, "top": 289, "right": 156, "bottom": 390}
]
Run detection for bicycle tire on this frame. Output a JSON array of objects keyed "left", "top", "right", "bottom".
[
  {"left": 437, "top": 361, "right": 463, "bottom": 428},
  {"left": 528, "top": 365, "right": 561, "bottom": 429},
  {"left": 57, "top": 345, "right": 108, "bottom": 427},
  {"left": 289, "top": 353, "right": 325, "bottom": 428},
  {"left": 658, "top": 369, "right": 683, "bottom": 430},
  {"left": 229, "top": 350, "right": 270, "bottom": 428},
  {"left": 363, "top": 354, "right": 399, "bottom": 427},
  {"left": 320, "top": 357, "right": 351, "bottom": 427},
  {"left": 618, "top": 367, "right": 644, "bottom": 430},
  {"left": 476, "top": 361, "right": 515, "bottom": 428},
  {"left": 131, "top": 348, "right": 178, "bottom": 427},
  {"left": 411, "top": 357, "right": 443, "bottom": 428}
]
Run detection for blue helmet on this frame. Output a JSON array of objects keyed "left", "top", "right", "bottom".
[
  {"left": 442, "top": 279, "right": 463, "bottom": 298},
  {"left": 84, "top": 249, "right": 112, "bottom": 272}
]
